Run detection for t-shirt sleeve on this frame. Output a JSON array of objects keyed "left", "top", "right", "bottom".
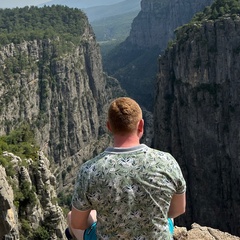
[
  {"left": 175, "top": 172, "right": 186, "bottom": 194},
  {"left": 167, "top": 153, "right": 186, "bottom": 194},
  {"left": 71, "top": 165, "right": 92, "bottom": 211}
]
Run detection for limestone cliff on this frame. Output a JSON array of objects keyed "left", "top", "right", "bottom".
[
  {"left": 0, "top": 9, "right": 127, "bottom": 168},
  {"left": 0, "top": 152, "right": 66, "bottom": 239},
  {"left": 154, "top": 13, "right": 240, "bottom": 236},
  {"left": 104, "top": 0, "right": 214, "bottom": 110},
  {"left": 129, "top": 0, "right": 214, "bottom": 49},
  {"left": 0, "top": 31, "right": 104, "bottom": 164},
  {"left": 0, "top": 165, "right": 19, "bottom": 239}
]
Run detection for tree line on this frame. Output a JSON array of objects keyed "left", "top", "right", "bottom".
[
  {"left": 193, "top": 0, "right": 240, "bottom": 22},
  {"left": 0, "top": 5, "right": 87, "bottom": 45},
  {"left": 173, "top": 0, "right": 240, "bottom": 44}
]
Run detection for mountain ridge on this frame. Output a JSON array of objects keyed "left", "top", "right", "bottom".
[
  {"left": 38, "top": 0, "right": 124, "bottom": 9},
  {"left": 83, "top": 0, "right": 141, "bottom": 22}
]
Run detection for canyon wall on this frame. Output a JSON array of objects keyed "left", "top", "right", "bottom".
[{"left": 154, "top": 14, "right": 240, "bottom": 236}]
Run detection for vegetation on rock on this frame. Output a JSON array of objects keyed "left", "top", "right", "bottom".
[
  {"left": 0, "top": 5, "right": 87, "bottom": 45},
  {"left": 0, "top": 124, "right": 38, "bottom": 176},
  {"left": 175, "top": 0, "right": 240, "bottom": 42},
  {"left": 193, "top": 0, "right": 240, "bottom": 21}
]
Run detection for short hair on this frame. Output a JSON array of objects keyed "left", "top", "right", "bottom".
[{"left": 108, "top": 97, "right": 142, "bottom": 135}]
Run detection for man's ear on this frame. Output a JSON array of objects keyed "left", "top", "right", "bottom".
[
  {"left": 107, "top": 121, "right": 112, "bottom": 132},
  {"left": 138, "top": 119, "right": 144, "bottom": 133}
]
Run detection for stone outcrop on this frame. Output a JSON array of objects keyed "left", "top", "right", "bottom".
[
  {"left": 0, "top": 166, "right": 19, "bottom": 239},
  {"left": 154, "top": 15, "right": 240, "bottom": 236},
  {"left": 0, "top": 152, "right": 66, "bottom": 239},
  {"left": 174, "top": 223, "right": 240, "bottom": 240}
]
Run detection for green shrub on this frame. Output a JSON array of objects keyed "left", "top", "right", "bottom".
[
  {"left": 0, "top": 123, "right": 39, "bottom": 164},
  {"left": 57, "top": 191, "right": 72, "bottom": 208},
  {"left": 13, "top": 180, "right": 37, "bottom": 209},
  {"left": 20, "top": 219, "right": 33, "bottom": 238},
  {"left": 33, "top": 226, "right": 50, "bottom": 240}
]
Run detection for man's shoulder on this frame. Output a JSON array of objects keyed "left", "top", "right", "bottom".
[
  {"left": 79, "top": 151, "right": 106, "bottom": 171},
  {"left": 146, "top": 147, "right": 174, "bottom": 159}
]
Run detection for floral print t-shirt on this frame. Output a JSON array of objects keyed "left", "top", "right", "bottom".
[{"left": 72, "top": 144, "right": 186, "bottom": 240}]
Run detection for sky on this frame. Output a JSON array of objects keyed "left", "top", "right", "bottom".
[
  {"left": 0, "top": 0, "right": 49, "bottom": 8},
  {"left": 0, "top": 0, "right": 124, "bottom": 9}
]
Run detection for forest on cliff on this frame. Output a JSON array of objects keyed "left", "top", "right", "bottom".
[{"left": 0, "top": 6, "right": 86, "bottom": 45}]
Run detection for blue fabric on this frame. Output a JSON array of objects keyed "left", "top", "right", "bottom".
[
  {"left": 84, "top": 222, "right": 97, "bottom": 240},
  {"left": 168, "top": 218, "right": 174, "bottom": 234},
  {"left": 83, "top": 219, "right": 174, "bottom": 239}
]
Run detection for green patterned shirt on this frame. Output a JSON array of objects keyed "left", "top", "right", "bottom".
[{"left": 72, "top": 144, "right": 186, "bottom": 239}]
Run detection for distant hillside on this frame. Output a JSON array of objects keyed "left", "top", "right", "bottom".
[
  {"left": 39, "top": 0, "right": 123, "bottom": 8},
  {"left": 92, "top": 10, "right": 139, "bottom": 42},
  {"left": 38, "top": 0, "right": 141, "bottom": 52},
  {"left": 92, "top": 10, "right": 140, "bottom": 58},
  {"left": 83, "top": 0, "right": 141, "bottom": 22}
]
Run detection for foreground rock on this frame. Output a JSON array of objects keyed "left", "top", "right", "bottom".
[
  {"left": 174, "top": 223, "right": 240, "bottom": 240},
  {"left": 0, "top": 151, "right": 66, "bottom": 239}
]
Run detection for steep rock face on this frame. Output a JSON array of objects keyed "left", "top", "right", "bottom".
[
  {"left": 104, "top": 0, "right": 214, "bottom": 110},
  {"left": 154, "top": 16, "right": 240, "bottom": 236},
  {"left": 0, "top": 9, "right": 129, "bottom": 201},
  {"left": 0, "top": 152, "right": 66, "bottom": 239},
  {"left": 129, "top": 0, "right": 214, "bottom": 49},
  {"left": 0, "top": 22, "right": 112, "bottom": 164},
  {"left": 0, "top": 166, "right": 19, "bottom": 239}
]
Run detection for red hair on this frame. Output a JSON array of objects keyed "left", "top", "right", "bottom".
[{"left": 108, "top": 97, "right": 142, "bottom": 135}]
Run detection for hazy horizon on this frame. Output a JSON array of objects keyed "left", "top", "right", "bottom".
[
  {"left": 0, "top": 0, "right": 124, "bottom": 9},
  {"left": 0, "top": 0, "right": 50, "bottom": 8}
]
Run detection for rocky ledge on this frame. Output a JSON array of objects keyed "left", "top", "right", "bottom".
[{"left": 174, "top": 223, "right": 240, "bottom": 240}]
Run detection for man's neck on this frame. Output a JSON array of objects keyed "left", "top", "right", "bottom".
[{"left": 113, "top": 135, "right": 140, "bottom": 148}]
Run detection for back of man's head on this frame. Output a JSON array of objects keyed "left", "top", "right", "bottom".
[{"left": 108, "top": 97, "right": 142, "bottom": 135}]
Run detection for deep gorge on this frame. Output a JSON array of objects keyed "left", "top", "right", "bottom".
[{"left": 0, "top": 0, "right": 240, "bottom": 239}]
